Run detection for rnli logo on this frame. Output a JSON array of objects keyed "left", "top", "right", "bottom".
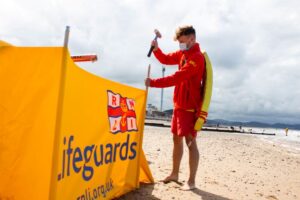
[{"left": 107, "top": 90, "right": 138, "bottom": 134}]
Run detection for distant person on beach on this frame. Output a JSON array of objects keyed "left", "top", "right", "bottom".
[
  {"left": 145, "top": 25, "right": 205, "bottom": 190},
  {"left": 285, "top": 128, "right": 289, "bottom": 136}
]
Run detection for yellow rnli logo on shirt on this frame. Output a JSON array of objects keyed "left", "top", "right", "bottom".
[{"left": 189, "top": 60, "right": 197, "bottom": 67}]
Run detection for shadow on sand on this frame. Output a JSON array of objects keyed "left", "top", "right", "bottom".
[
  {"left": 116, "top": 183, "right": 159, "bottom": 200},
  {"left": 191, "top": 188, "right": 231, "bottom": 200},
  {"left": 116, "top": 182, "right": 231, "bottom": 200}
]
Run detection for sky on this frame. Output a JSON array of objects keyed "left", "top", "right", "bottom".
[{"left": 1, "top": 0, "right": 299, "bottom": 124}]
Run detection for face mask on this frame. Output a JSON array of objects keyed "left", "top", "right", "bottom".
[{"left": 179, "top": 43, "right": 188, "bottom": 51}]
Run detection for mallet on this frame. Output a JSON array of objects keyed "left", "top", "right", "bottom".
[{"left": 147, "top": 29, "right": 162, "bottom": 57}]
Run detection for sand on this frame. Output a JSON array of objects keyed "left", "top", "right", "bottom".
[{"left": 119, "top": 126, "right": 300, "bottom": 200}]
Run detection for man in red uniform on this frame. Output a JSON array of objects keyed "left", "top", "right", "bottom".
[{"left": 145, "top": 26, "right": 205, "bottom": 190}]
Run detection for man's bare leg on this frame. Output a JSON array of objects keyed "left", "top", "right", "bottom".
[
  {"left": 184, "top": 135, "right": 199, "bottom": 188},
  {"left": 163, "top": 134, "right": 183, "bottom": 183}
]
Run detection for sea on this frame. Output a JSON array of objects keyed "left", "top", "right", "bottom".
[
  {"left": 145, "top": 118, "right": 300, "bottom": 154},
  {"left": 247, "top": 127, "right": 300, "bottom": 153}
]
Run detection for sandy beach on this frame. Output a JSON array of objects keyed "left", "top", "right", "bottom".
[{"left": 119, "top": 126, "right": 300, "bottom": 200}]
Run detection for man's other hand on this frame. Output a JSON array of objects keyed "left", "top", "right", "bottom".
[{"left": 145, "top": 78, "right": 151, "bottom": 87}]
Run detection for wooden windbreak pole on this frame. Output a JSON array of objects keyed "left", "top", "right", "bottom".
[
  {"left": 135, "top": 64, "right": 151, "bottom": 187},
  {"left": 49, "top": 26, "right": 70, "bottom": 200}
]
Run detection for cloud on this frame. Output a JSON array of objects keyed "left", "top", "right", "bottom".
[{"left": 1, "top": 0, "right": 299, "bottom": 124}]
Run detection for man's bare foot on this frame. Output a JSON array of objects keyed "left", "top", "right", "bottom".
[
  {"left": 180, "top": 182, "right": 196, "bottom": 191},
  {"left": 161, "top": 175, "right": 178, "bottom": 184}
]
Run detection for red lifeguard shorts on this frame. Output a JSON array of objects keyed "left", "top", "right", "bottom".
[{"left": 171, "top": 108, "right": 197, "bottom": 137}]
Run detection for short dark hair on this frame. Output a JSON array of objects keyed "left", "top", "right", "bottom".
[{"left": 174, "top": 25, "right": 196, "bottom": 41}]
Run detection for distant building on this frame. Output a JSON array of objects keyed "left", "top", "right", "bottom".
[
  {"left": 146, "top": 104, "right": 158, "bottom": 116},
  {"left": 146, "top": 104, "right": 172, "bottom": 119}
]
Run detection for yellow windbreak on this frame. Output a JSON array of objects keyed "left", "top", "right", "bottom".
[{"left": 0, "top": 42, "right": 153, "bottom": 200}]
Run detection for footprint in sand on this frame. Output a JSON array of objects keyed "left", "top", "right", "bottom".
[
  {"left": 207, "top": 180, "right": 219, "bottom": 185},
  {"left": 266, "top": 195, "right": 278, "bottom": 200}
]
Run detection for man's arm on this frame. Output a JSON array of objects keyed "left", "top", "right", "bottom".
[
  {"left": 151, "top": 40, "right": 181, "bottom": 65},
  {"left": 153, "top": 48, "right": 181, "bottom": 65},
  {"left": 148, "top": 55, "right": 204, "bottom": 88}
]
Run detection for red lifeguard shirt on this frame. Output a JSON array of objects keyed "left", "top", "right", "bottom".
[{"left": 150, "top": 43, "right": 205, "bottom": 110}]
